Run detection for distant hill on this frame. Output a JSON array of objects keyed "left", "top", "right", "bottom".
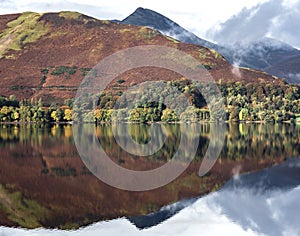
[
  {"left": 265, "top": 55, "right": 300, "bottom": 84},
  {"left": 0, "top": 11, "right": 281, "bottom": 104},
  {"left": 121, "top": 8, "right": 300, "bottom": 83},
  {"left": 227, "top": 38, "right": 300, "bottom": 83}
]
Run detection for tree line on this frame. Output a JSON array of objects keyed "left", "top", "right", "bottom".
[{"left": 0, "top": 79, "right": 299, "bottom": 123}]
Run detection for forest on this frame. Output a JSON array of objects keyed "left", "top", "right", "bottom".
[{"left": 0, "top": 79, "right": 299, "bottom": 123}]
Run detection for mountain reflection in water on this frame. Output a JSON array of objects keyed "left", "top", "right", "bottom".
[{"left": 0, "top": 123, "right": 299, "bottom": 229}]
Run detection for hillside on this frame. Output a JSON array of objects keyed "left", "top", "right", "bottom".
[
  {"left": 266, "top": 55, "right": 300, "bottom": 83},
  {"left": 227, "top": 38, "right": 300, "bottom": 80},
  {"left": 0, "top": 11, "right": 281, "bottom": 105},
  {"left": 121, "top": 8, "right": 300, "bottom": 83}
]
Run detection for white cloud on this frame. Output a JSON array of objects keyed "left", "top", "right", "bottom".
[{"left": 208, "top": 0, "right": 300, "bottom": 48}]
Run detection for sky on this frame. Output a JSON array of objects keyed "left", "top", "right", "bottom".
[{"left": 0, "top": 0, "right": 299, "bottom": 48}]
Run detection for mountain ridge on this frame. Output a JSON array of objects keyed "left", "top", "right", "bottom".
[
  {"left": 121, "top": 7, "right": 300, "bottom": 83},
  {"left": 121, "top": 7, "right": 230, "bottom": 59}
]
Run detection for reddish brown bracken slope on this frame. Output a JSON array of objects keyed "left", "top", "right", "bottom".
[{"left": 0, "top": 12, "right": 283, "bottom": 104}]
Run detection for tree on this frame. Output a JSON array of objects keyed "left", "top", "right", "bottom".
[
  {"left": 94, "top": 109, "right": 103, "bottom": 122},
  {"left": 51, "top": 111, "right": 58, "bottom": 122},
  {"left": 12, "top": 111, "right": 19, "bottom": 121},
  {"left": 161, "top": 108, "right": 178, "bottom": 122},
  {"left": 56, "top": 108, "right": 64, "bottom": 122},
  {"left": 229, "top": 106, "right": 239, "bottom": 121},
  {"left": 64, "top": 109, "right": 73, "bottom": 121},
  {"left": 129, "top": 108, "right": 147, "bottom": 123},
  {"left": 239, "top": 108, "right": 249, "bottom": 121},
  {"left": 51, "top": 108, "right": 63, "bottom": 122},
  {"left": 0, "top": 106, "right": 11, "bottom": 122}
]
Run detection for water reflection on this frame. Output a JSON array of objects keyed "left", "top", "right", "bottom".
[
  {"left": 73, "top": 123, "right": 226, "bottom": 191},
  {"left": 0, "top": 123, "right": 299, "bottom": 229}
]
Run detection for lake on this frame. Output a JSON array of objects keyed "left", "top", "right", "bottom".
[{"left": 0, "top": 123, "right": 299, "bottom": 231}]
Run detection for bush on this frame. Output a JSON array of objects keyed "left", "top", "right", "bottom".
[
  {"left": 116, "top": 91, "right": 123, "bottom": 96},
  {"left": 51, "top": 66, "right": 77, "bottom": 76},
  {"left": 10, "top": 85, "right": 24, "bottom": 90},
  {"left": 41, "top": 75, "right": 47, "bottom": 84},
  {"left": 41, "top": 68, "right": 49, "bottom": 75},
  {"left": 117, "top": 78, "right": 125, "bottom": 84},
  {"left": 51, "top": 167, "right": 77, "bottom": 177},
  {"left": 80, "top": 68, "right": 92, "bottom": 76}
]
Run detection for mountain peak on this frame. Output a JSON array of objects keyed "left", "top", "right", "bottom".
[
  {"left": 121, "top": 7, "right": 222, "bottom": 54},
  {"left": 135, "top": 7, "right": 148, "bottom": 12},
  {"left": 122, "top": 7, "right": 178, "bottom": 31}
]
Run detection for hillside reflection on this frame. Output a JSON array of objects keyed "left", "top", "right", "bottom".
[{"left": 0, "top": 123, "right": 299, "bottom": 229}]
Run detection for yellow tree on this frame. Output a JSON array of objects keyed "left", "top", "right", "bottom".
[
  {"left": 64, "top": 109, "right": 73, "bottom": 121},
  {"left": 51, "top": 111, "right": 58, "bottom": 122}
]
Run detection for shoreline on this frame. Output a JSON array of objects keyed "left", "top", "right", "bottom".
[{"left": 0, "top": 120, "right": 298, "bottom": 125}]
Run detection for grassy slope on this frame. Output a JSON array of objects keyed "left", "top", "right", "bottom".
[
  {"left": 0, "top": 12, "right": 50, "bottom": 58},
  {"left": 0, "top": 11, "right": 283, "bottom": 104}
]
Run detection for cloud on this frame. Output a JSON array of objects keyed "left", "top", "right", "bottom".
[
  {"left": 0, "top": 0, "right": 16, "bottom": 11},
  {"left": 231, "top": 66, "right": 242, "bottom": 78},
  {"left": 0, "top": 1, "right": 124, "bottom": 19},
  {"left": 208, "top": 0, "right": 300, "bottom": 48}
]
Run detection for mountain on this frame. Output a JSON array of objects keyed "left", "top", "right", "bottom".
[
  {"left": 121, "top": 8, "right": 300, "bottom": 83},
  {"left": 121, "top": 7, "right": 231, "bottom": 59},
  {"left": 265, "top": 55, "right": 300, "bottom": 83},
  {"left": 226, "top": 38, "right": 300, "bottom": 70},
  {"left": 0, "top": 11, "right": 281, "bottom": 104},
  {"left": 230, "top": 38, "right": 300, "bottom": 83},
  {"left": 121, "top": 7, "right": 214, "bottom": 47}
]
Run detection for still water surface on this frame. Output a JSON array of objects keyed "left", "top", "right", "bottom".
[{"left": 0, "top": 123, "right": 299, "bottom": 229}]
